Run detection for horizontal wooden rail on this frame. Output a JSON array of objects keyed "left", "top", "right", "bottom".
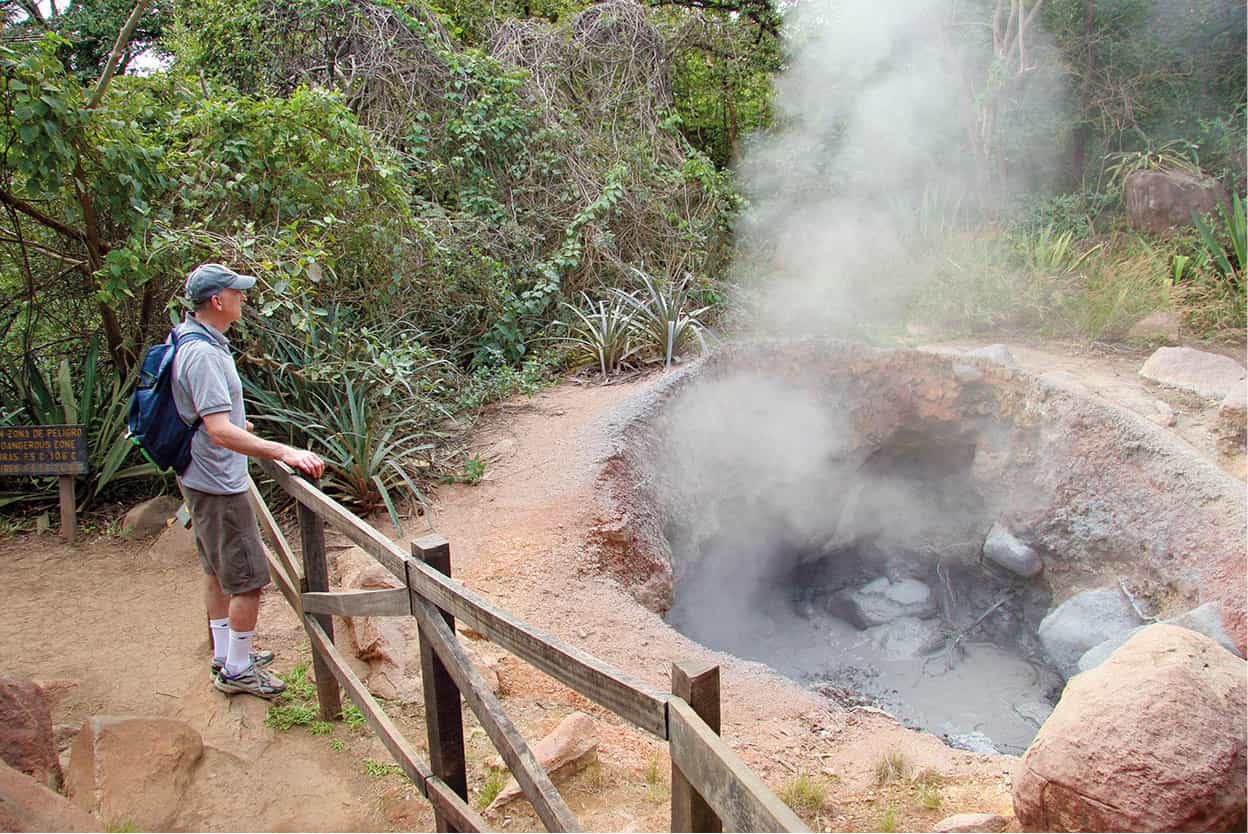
[
  {"left": 303, "top": 615, "right": 490, "bottom": 832},
  {"left": 258, "top": 459, "right": 670, "bottom": 738},
  {"left": 301, "top": 588, "right": 410, "bottom": 617},
  {"left": 668, "top": 699, "right": 807, "bottom": 832}
]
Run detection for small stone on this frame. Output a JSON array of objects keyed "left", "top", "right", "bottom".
[
  {"left": 488, "top": 712, "right": 599, "bottom": 809},
  {"left": 1140, "top": 346, "right": 1246, "bottom": 400},
  {"left": 933, "top": 812, "right": 1009, "bottom": 832},
  {"left": 982, "top": 522, "right": 1043, "bottom": 578},
  {"left": 1126, "top": 310, "right": 1180, "bottom": 342}
]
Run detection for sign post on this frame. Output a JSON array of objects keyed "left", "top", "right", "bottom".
[{"left": 0, "top": 425, "right": 89, "bottom": 542}]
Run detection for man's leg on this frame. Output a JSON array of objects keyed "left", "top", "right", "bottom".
[
  {"left": 223, "top": 589, "right": 270, "bottom": 678},
  {"left": 204, "top": 574, "right": 231, "bottom": 668}
]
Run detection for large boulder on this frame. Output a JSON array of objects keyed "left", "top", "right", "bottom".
[
  {"left": 333, "top": 546, "right": 420, "bottom": 701},
  {"left": 0, "top": 676, "right": 61, "bottom": 790},
  {"left": 0, "top": 760, "right": 99, "bottom": 832},
  {"left": 121, "top": 496, "right": 180, "bottom": 539},
  {"left": 1139, "top": 346, "right": 1247, "bottom": 400},
  {"left": 488, "top": 712, "right": 599, "bottom": 810},
  {"left": 1013, "top": 625, "right": 1246, "bottom": 832},
  {"left": 1123, "top": 169, "right": 1229, "bottom": 235},
  {"left": 65, "top": 717, "right": 203, "bottom": 831},
  {"left": 1037, "top": 587, "right": 1144, "bottom": 679}
]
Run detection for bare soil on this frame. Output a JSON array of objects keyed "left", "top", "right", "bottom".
[{"left": 0, "top": 338, "right": 1238, "bottom": 832}]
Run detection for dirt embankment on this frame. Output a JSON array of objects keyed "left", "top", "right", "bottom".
[{"left": 1, "top": 338, "right": 1240, "bottom": 832}]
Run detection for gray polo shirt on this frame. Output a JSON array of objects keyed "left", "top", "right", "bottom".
[{"left": 171, "top": 316, "right": 249, "bottom": 495}]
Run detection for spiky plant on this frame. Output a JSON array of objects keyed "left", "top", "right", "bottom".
[{"left": 609, "top": 267, "right": 709, "bottom": 369}]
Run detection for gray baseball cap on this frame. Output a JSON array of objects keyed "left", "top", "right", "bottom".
[{"left": 185, "top": 263, "right": 257, "bottom": 300}]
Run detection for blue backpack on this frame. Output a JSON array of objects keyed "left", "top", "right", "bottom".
[{"left": 127, "top": 328, "right": 211, "bottom": 474}]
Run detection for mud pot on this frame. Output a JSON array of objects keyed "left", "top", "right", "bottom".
[{"left": 594, "top": 339, "right": 1247, "bottom": 756}]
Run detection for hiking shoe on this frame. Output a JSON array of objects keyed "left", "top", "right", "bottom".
[
  {"left": 211, "top": 650, "right": 274, "bottom": 677},
  {"left": 213, "top": 662, "right": 287, "bottom": 699}
]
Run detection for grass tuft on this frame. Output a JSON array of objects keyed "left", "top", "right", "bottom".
[
  {"left": 476, "top": 767, "right": 507, "bottom": 810},
  {"left": 874, "top": 750, "right": 911, "bottom": 786},
  {"left": 778, "top": 771, "right": 828, "bottom": 820},
  {"left": 878, "top": 804, "right": 899, "bottom": 832},
  {"left": 265, "top": 702, "right": 317, "bottom": 731},
  {"left": 363, "top": 758, "right": 404, "bottom": 778}
]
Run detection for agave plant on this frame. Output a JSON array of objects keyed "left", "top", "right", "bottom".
[
  {"left": 242, "top": 309, "right": 451, "bottom": 534},
  {"left": 1191, "top": 193, "right": 1246, "bottom": 284},
  {"left": 555, "top": 293, "right": 640, "bottom": 381},
  {"left": 1016, "top": 224, "right": 1101, "bottom": 275},
  {"left": 609, "top": 267, "right": 710, "bottom": 369}
]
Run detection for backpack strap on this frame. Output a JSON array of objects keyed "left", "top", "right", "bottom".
[{"left": 167, "top": 327, "right": 216, "bottom": 431}]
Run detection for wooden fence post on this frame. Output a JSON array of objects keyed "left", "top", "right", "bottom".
[
  {"left": 414, "top": 535, "right": 468, "bottom": 832},
  {"left": 297, "top": 476, "right": 342, "bottom": 721},
  {"left": 671, "top": 660, "right": 722, "bottom": 833},
  {"left": 58, "top": 476, "right": 76, "bottom": 543}
]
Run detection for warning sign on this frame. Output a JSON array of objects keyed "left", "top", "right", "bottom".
[{"left": 0, "top": 425, "right": 89, "bottom": 476}]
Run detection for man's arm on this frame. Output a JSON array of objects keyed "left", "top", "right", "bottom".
[{"left": 202, "top": 412, "right": 325, "bottom": 478}]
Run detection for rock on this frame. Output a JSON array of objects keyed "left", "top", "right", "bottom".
[
  {"left": 488, "top": 712, "right": 599, "bottom": 809},
  {"left": 121, "top": 496, "right": 181, "bottom": 539},
  {"left": 966, "top": 344, "right": 1017, "bottom": 369},
  {"left": 0, "top": 760, "right": 99, "bottom": 832},
  {"left": 831, "top": 577, "right": 937, "bottom": 629},
  {"left": 945, "top": 732, "right": 998, "bottom": 755},
  {"left": 1038, "top": 587, "right": 1144, "bottom": 679},
  {"left": 1078, "top": 601, "right": 1243, "bottom": 673},
  {"left": 148, "top": 518, "right": 195, "bottom": 563},
  {"left": 868, "top": 617, "right": 944, "bottom": 660},
  {"left": 1139, "top": 346, "right": 1247, "bottom": 400},
  {"left": 1126, "top": 310, "right": 1180, "bottom": 342},
  {"left": 1216, "top": 385, "right": 1246, "bottom": 454},
  {"left": 0, "top": 676, "right": 61, "bottom": 789},
  {"left": 1123, "top": 169, "right": 1230, "bottom": 235},
  {"left": 933, "top": 812, "right": 1009, "bottom": 833},
  {"left": 334, "top": 545, "right": 417, "bottom": 697},
  {"left": 982, "top": 522, "right": 1043, "bottom": 578},
  {"left": 1013, "top": 625, "right": 1246, "bottom": 832},
  {"left": 65, "top": 717, "right": 203, "bottom": 831}
]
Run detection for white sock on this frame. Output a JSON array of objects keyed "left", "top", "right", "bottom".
[
  {"left": 210, "top": 618, "right": 230, "bottom": 663},
  {"left": 224, "top": 629, "right": 255, "bottom": 677}
]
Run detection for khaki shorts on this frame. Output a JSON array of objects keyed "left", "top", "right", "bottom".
[{"left": 181, "top": 486, "right": 270, "bottom": 595}]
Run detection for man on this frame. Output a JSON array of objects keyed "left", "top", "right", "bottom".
[{"left": 173, "top": 263, "right": 325, "bottom": 698}]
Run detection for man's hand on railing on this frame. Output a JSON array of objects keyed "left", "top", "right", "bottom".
[{"left": 281, "top": 446, "right": 325, "bottom": 479}]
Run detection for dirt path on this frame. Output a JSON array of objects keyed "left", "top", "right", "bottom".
[{"left": 1, "top": 338, "right": 1239, "bottom": 832}]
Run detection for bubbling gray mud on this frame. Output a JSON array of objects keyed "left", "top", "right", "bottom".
[{"left": 668, "top": 550, "right": 1061, "bottom": 753}]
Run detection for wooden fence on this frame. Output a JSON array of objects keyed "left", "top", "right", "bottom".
[{"left": 248, "top": 459, "right": 808, "bottom": 833}]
